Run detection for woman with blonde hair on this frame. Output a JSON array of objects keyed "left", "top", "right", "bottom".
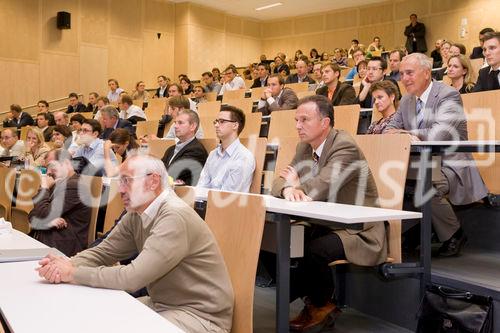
[
  {"left": 21, "top": 126, "right": 50, "bottom": 167},
  {"left": 366, "top": 81, "right": 400, "bottom": 134},
  {"left": 447, "top": 54, "right": 475, "bottom": 94}
]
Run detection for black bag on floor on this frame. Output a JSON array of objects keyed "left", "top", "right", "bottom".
[{"left": 417, "top": 285, "right": 493, "bottom": 333}]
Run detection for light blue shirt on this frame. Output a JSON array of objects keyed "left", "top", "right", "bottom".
[
  {"left": 73, "top": 138, "right": 117, "bottom": 175},
  {"left": 197, "top": 138, "right": 255, "bottom": 193},
  {"left": 345, "top": 67, "right": 357, "bottom": 80}
]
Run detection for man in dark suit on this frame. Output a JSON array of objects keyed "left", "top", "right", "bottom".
[
  {"left": 257, "top": 74, "right": 299, "bottom": 115},
  {"left": 99, "top": 106, "right": 135, "bottom": 140},
  {"left": 385, "top": 53, "right": 488, "bottom": 257},
  {"left": 154, "top": 75, "right": 170, "bottom": 98},
  {"left": 470, "top": 28, "right": 495, "bottom": 59},
  {"left": 285, "top": 59, "right": 316, "bottom": 84},
  {"left": 162, "top": 110, "right": 208, "bottom": 186},
  {"left": 86, "top": 92, "right": 99, "bottom": 113},
  {"left": 250, "top": 63, "right": 270, "bottom": 88},
  {"left": 66, "top": 92, "right": 86, "bottom": 113},
  {"left": 404, "top": 14, "right": 427, "bottom": 53},
  {"left": 36, "top": 112, "right": 54, "bottom": 142},
  {"left": 473, "top": 31, "right": 500, "bottom": 92},
  {"left": 357, "top": 57, "right": 401, "bottom": 108},
  {"left": 316, "top": 62, "right": 356, "bottom": 106},
  {"left": 2, "top": 104, "right": 34, "bottom": 128},
  {"left": 271, "top": 95, "right": 386, "bottom": 331},
  {"left": 272, "top": 55, "right": 290, "bottom": 76}
]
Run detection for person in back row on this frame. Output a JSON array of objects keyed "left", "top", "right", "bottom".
[
  {"left": 119, "top": 95, "right": 147, "bottom": 123},
  {"left": 315, "top": 62, "right": 356, "bottom": 106},
  {"left": 357, "top": 57, "right": 400, "bottom": 108},
  {"left": 218, "top": 66, "right": 246, "bottom": 95},
  {"left": 2, "top": 104, "right": 34, "bottom": 129},
  {"left": 473, "top": 31, "right": 500, "bottom": 92},
  {"left": 197, "top": 105, "right": 255, "bottom": 192},
  {"left": 100, "top": 106, "right": 135, "bottom": 140},
  {"left": 285, "top": 59, "right": 316, "bottom": 84},
  {"left": 257, "top": 74, "right": 299, "bottom": 116},
  {"left": 66, "top": 93, "right": 86, "bottom": 114}
]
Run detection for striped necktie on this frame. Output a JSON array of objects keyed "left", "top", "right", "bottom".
[
  {"left": 415, "top": 98, "right": 424, "bottom": 129},
  {"left": 312, "top": 152, "right": 319, "bottom": 176}
]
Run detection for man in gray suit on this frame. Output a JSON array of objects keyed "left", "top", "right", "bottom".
[
  {"left": 257, "top": 74, "right": 299, "bottom": 116},
  {"left": 385, "top": 53, "right": 488, "bottom": 257}
]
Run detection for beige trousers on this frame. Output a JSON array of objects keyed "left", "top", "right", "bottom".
[{"left": 431, "top": 173, "right": 461, "bottom": 242}]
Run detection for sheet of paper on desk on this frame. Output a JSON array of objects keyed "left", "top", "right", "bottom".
[{"left": 0, "top": 248, "right": 65, "bottom": 263}]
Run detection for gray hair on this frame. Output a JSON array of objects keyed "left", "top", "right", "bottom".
[
  {"left": 100, "top": 105, "right": 119, "bottom": 119},
  {"left": 402, "top": 53, "right": 432, "bottom": 71},
  {"left": 127, "top": 153, "right": 170, "bottom": 189}
]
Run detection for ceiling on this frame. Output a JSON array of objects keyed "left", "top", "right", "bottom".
[{"left": 170, "top": 0, "right": 386, "bottom": 21}]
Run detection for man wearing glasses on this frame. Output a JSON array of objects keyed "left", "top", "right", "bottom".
[
  {"left": 218, "top": 66, "right": 246, "bottom": 96},
  {"left": 357, "top": 57, "right": 400, "bottom": 108},
  {"left": 197, "top": 105, "right": 255, "bottom": 192},
  {"left": 36, "top": 154, "right": 234, "bottom": 333}
]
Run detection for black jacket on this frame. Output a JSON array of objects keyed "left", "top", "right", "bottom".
[
  {"left": 162, "top": 138, "right": 208, "bottom": 186},
  {"left": 67, "top": 103, "right": 87, "bottom": 114},
  {"left": 3, "top": 112, "right": 34, "bottom": 128},
  {"left": 100, "top": 119, "right": 135, "bottom": 140}
]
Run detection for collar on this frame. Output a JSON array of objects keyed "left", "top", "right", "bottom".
[
  {"left": 217, "top": 138, "right": 240, "bottom": 157},
  {"left": 417, "top": 81, "right": 433, "bottom": 105},
  {"left": 140, "top": 189, "right": 171, "bottom": 227},
  {"left": 489, "top": 65, "right": 500, "bottom": 72},
  {"left": 274, "top": 89, "right": 284, "bottom": 99},
  {"left": 176, "top": 136, "right": 195, "bottom": 149},
  {"left": 313, "top": 138, "right": 327, "bottom": 159},
  {"left": 87, "top": 137, "right": 101, "bottom": 149}
]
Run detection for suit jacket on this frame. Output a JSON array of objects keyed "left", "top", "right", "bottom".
[
  {"left": 100, "top": 118, "right": 135, "bottom": 140},
  {"left": 162, "top": 138, "right": 208, "bottom": 186},
  {"left": 472, "top": 66, "right": 500, "bottom": 92},
  {"left": 67, "top": 103, "right": 87, "bottom": 114},
  {"left": 271, "top": 128, "right": 387, "bottom": 266},
  {"left": 404, "top": 22, "right": 427, "bottom": 53},
  {"left": 470, "top": 46, "right": 484, "bottom": 60},
  {"left": 86, "top": 103, "right": 98, "bottom": 114},
  {"left": 316, "top": 82, "right": 356, "bottom": 106},
  {"left": 285, "top": 74, "right": 316, "bottom": 85},
  {"left": 258, "top": 88, "right": 299, "bottom": 116},
  {"left": 3, "top": 112, "right": 34, "bottom": 128},
  {"left": 385, "top": 81, "right": 488, "bottom": 205},
  {"left": 251, "top": 77, "right": 268, "bottom": 89},
  {"left": 273, "top": 64, "right": 290, "bottom": 76},
  {"left": 42, "top": 126, "right": 54, "bottom": 142},
  {"left": 155, "top": 87, "right": 168, "bottom": 98}
]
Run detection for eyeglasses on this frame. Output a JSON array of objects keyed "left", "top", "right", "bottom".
[
  {"left": 119, "top": 173, "right": 153, "bottom": 186},
  {"left": 213, "top": 118, "right": 237, "bottom": 125},
  {"left": 80, "top": 128, "right": 93, "bottom": 134}
]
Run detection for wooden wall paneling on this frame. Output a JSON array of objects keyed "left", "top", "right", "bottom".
[
  {"left": 109, "top": 0, "right": 142, "bottom": 39},
  {"left": 325, "top": 9, "right": 358, "bottom": 30},
  {"left": 188, "top": 25, "right": 225, "bottom": 79},
  {"left": 81, "top": 0, "right": 109, "bottom": 45},
  {"left": 242, "top": 19, "right": 261, "bottom": 39},
  {"left": 0, "top": 60, "right": 40, "bottom": 111},
  {"left": 294, "top": 14, "right": 325, "bottom": 35},
  {"left": 142, "top": 31, "right": 175, "bottom": 88},
  {"left": 226, "top": 16, "right": 243, "bottom": 35},
  {"left": 39, "top": 53, "right": 79, "bottom": 101},
  {"left": 41, "top": 0, "right": 79, "bottom": 54},
  {"left": 80, "top": 45, "right": 108, "bottom": 99},
  {"left": 107, "top": 37, "right": 143, "bottom": 93},
  {"left": 359, "top": 23, "right": 395, "bottom": 51},
  {"left": 225, "top": 34, "right": 244, "bottom": 68},
  {"left": 144, "top": 0, "right": 175, "bottom": 33},
  {"left": 189, "top": 4, "right": 225, "bottom": 31},
  {"left": 262, "top": 20, "right": 293, "bottom": 39},
  {"left": 394, "top": 0, "right": 429, "bottom": 20},
  {"left": 359, "top": 3, "right": 394, "bottom": 26}
]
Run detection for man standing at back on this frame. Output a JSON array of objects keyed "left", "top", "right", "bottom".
[
  {"left": 473, "top": 31, "right": 500, "bottom": 92},
  {"left": 197, "top": 105, "right": 255, "bottom": 192},
  {"left": 404, "top": 14, "right": 427, "bottom": 54},
  {"left": 257, "top": 74, "right": 299, "bottom": 116},
  {"left": 385, "top": 53, "right": 488, "bottom": 257}
]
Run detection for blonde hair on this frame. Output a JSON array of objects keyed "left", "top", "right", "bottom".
[
  {"left": 448, "top": 54, "right": 475, "bottom": 91},
  {"left": 26, "top": 126, "right": 45, "bottom": 145}
]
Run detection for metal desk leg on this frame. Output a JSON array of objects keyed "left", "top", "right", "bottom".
[
  {"left": 276, "top": 214, "right": 291, "bottom": 333},
  {"left": 415, "top": 147, "right": 433, "bottom": 298}
]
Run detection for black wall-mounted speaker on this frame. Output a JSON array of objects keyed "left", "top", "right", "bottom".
[{"left": 57, "top": 11, "right": 71, "bottom": 29}]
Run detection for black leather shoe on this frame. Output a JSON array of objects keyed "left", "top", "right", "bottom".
[{"left": 438, "top": 233, "right": 467, "bottom": 257}]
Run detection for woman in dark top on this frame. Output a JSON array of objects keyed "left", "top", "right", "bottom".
[
  {"left": 366, "top": 81, "right": 400, "bottom": 134},
  {"left": 309, "top": 48, "right": 320, "bottom": 60},
  {"left": 447, "top": 54, "right": 476, "bottom": 94},
  {"left": 103, "top": 128, "right": 140, "bottom": 176},
  {"left": 180, "top": 77, "right": 194, "bottom": 95},
  {"left": 50, "top": 125, "right": 73, "bottom": 150}
]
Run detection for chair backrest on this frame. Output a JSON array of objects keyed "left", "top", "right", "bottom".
[
  {"left": 204, "top": 191, "right": 266, "bottom": 333},
  {"left": 148, "top": 139, "right": 176, "bottom": 159},
  {"left": 136, "top": 120, "right": 159, "bottom": 138},
  {"left": 132, "top": 99, "right": 144, "bottom": 107},
  {"left": 20, "top": 126, "right": 29, "bottom": 141},
  {"left": 469, "top": 58, "right": 483, "bottom": 83},
  {"left": 354, "top": 134, "right": 412, "bottom": 263},
  {"left": 226, "top": 98, "right": 253, "bottom": 115},
  {"left": 239, "top": 137, "right": 267, "bottom": 194},
  {"left": 199, "top": 117, "right": 218, "bottom": 139},
  {"left": 222, "top": 89, "right": 246, "bottom": 103},
  {"left": 79, "top": 175, "right": 103, "bottom": 245},
  {"left": 173, "top": 186, "right": 195, "bottom": 207},
  {"left": 102, "top": 178, "right": 124, "bottom": 234},
  {"left": 198, "top": 138, "right": 219, "bottom": 154},
  {"left": 239, "top": 113, "right": 262, "bottom": 139},
  {"left": 250, "top": 87, "right": 266, "bottom": 102},
  {"left": 197, "top": 101, "right": 222, "bottom": 117},
  {"left": 11, "top": 170, "right": 41, "bottom": 233},
  {"left": 285, "top": 82, "right": 309, "bottom": 93},
  {"left": 78, "top": 112, "right": 94, "bottom": 119},
  {"left": 267, "top": 110, "right": 296, "bottom": 143},
  {"left": 244, "top": 79, "right": 254, "bottom": 89},
  {"left": 296, "top": 90, "right": 315, "bottom": 99},
  {"left": 205, "top": 91, "right": 218, "bottom": 102},
  {"left": 0, "top": 167, "right": 16, "bottom": 220},
  {"left": 145, "top": 98, "right": 168, "bottom": 121},
  {"left": 334, "top": 104, "right": 360, "bottom": 136},
  {"left": 272, "top": 137, "right": 300, "bottom": 183},
  {"left": 397, "top": 81, "right": 407, "bottom": 96}
]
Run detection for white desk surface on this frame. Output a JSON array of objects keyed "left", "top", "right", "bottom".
[
  {"left": 0, "top": 230, "right": 184, "bottom": 333},
  {"left": 411, "top": 140, "right": 500, "bottom": 147},
  {"left": 194, "top": 187, "right": 422, "bottom": 224}
]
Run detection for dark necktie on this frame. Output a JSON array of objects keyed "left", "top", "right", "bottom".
[
  {"left": 489, "top": 69, "right": 499, "bottom": 90},
  {"left": 312, "top": 152, "right": 319, "bottom": 176},
  {"left": 415, "top": 98, "right": 424, "bottom": 129}
]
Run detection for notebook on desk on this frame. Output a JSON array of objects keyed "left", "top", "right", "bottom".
[{"left": 0, "top": 248, "right": 64, "bottom": 263}]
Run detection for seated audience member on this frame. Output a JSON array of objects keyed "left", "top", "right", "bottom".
[
  {"left": 29, "top": 149, "right": 92, "bottom": 256},
  {"left": 119, "top": 95, "right": 147, "bottom": 123},
  {"left": 212, "top": 67, "right": 222, "bottom": 82},
  {"left": 100, "top": 106, "right": 134, "bottom": 140},
  {"left": 106, "top": 78, "right": 124, "bottom": 103},
  {"left": 180, "top": 76, "right": 194, "bottom": 95},
  {"left": 73, "top": 119, "right": 117, "bottom": 174},
  {"left": 131, "top": 81, "right": 150, "bottom": 103},
  {"left": 202, "top": 71, "right": 222, "bottom": 95},
  {"left": 36, "top": 154, "right": 235, "bottom": 333},
  {"left": 20, "top": 127, "right": 50, "bottom": 167},
  {"left": 332, "top": 48, "right": 348, "bottom": 67},
  {"left": 197, "top": 105, "right": 255, "bottom": 192},
  {"left": 447, "top": 55, "right": 476, "bottom": 94},
  {"left": 154, "top": 75, "right": 170, "bottom": 98},
  {"left": 66, "top": 93, "right": 86, "bottom": 114},
  {"left": 433, "top": 41, "right": 452, "bottom": 80},
  {"left": 272, "top": 55, "right": 290, "bottom": 77},
  {"left": 271, "top": 95, "right": 386, "bottom": 331},
  {"left": 473, "top": 31, "right": 500, "bottom": 92},
  {"left": 3, "top": 104, "right": 34, "bottom": 128},
  {"left": 50, "top": 125, "right": 73, "bottom": 150},
  {"left": 385, "top": 53, "right": 488, "bottom": 257},
  {"left": 162, "top": 96, "right": 203, "bottom": 139},
  {"left": 103, "top": 128, "right": 140, "bottom": 177},
  {"left": 218, "top": 66, "right": 246, "bottom": 95},
  {"left": 356, "top": 60, "right": 368, "bottom": 80},
  {"left": 294, "top": 49, "right": 304, "bottom": 61},
  {"left": 368, "top": 36, "right": 385, "bottom": 53},
  {"left": 0, "top": 128, "right": 24, "bottom": 161},
  {"left": 191, "top": 85, "right": 207, "bottom": 105},
  {"left": 320, "top": 52, "right": 330, "bottom": 62},
  {"left": 345, "top": 48, "right": 366, "bottom": 80},
  {"left": 86, "top": 92, "right": 99, "bottom": 114},
  {"left": 70, "top": 113, "right": 86, "bottom": 134},
  {"left": 357, "top": 57, "right": 400, "bottom": 108},
  {"left": 167, "top": 83, "right": 197, "bottom": 110},
  {"left": 450, "top": 43, "right": 466, "bottom": 57},
  {"left": 257, "top": 74, "right": 299, "bottom": 116},
  {"left": 285, "top": 59, "right": 316, "bottom": 84},
  {"left": 310, "top": 48, "right": 320, "bottom": 60},
  {"left": 470, "top": 28, "right": 495, "bottom": 59},
  {"left": 366, "top": 81, "right": 400, "bottom": 134},
  {"left": 93, "top": 96, "right": 110, "bottom": 121},
  {"left": 37, "top": 100, "right": 49, "bottom": 113},
  {"left": 316, "top": 62, "right": 356, "bottom": 106},
  {"left": 312, "top": 62, "right": 324, "bottom": 86},
  {"left": 348, "top": 39, "right": 360, "bottom": 58},
  {"left": 162, "top": 110, "right": 208, "bottom": 186},
  {"left": 386, "top": 49, "right": 404, "bottom": 81},
  {"left": 53, "top": 111, "right": 70, "bottom": 127},
  {"left": 431, "top": 39, "right": 444, "bottom": 68},
  {"left": 36, "top": 112, "right": 54, "bottom": 142},
  {"left": 251, "top": 63, "right": 270, "bottom": 88}
]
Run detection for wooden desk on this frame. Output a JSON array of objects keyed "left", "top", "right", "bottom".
[{"left": 0, "top": 230, "right": 184, "bottom": 333}]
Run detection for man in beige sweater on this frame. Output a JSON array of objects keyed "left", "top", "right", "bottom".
[{"left": 36, "top": 154, "right": 234, "bottom": 333}]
